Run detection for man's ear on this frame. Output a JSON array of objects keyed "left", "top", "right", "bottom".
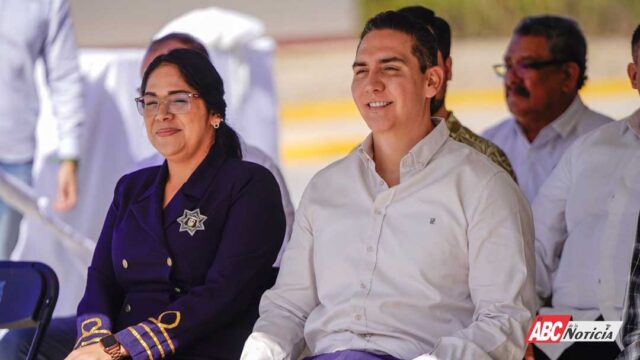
[
  {"left": 561, "top": 62, "right": 580, "bottom": 93},
  {"left": 628, "top": 62, "right": 638, "bottom": 90},
  {"left": 424, "top": 66, "right": 444, "bottom": 99}
]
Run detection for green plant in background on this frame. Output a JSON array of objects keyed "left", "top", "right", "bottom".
[{"left": 360, "top": 0, "right": 640, "bottom": 37}]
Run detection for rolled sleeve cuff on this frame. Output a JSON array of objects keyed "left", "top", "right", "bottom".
[{"left": 57, "top": 136, "right": 80, "bottom": 160}]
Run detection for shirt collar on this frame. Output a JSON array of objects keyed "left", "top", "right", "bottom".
[
  {"left": 627, "top": 107, "right": 640, "bottom": 138},
  {"left": 549, "top": 95, "right": 587, "bottom": 138},
  {"left": 358, "top": 118, "right": 450, "bottom": 172}
]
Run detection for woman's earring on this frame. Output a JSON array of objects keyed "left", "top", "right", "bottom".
[{"left": 213, "top": 121, "right": 220, "bottom": 129}]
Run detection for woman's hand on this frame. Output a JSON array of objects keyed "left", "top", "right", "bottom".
[{"left": 65, "top": 343, "right": 111, "bottom": 360}]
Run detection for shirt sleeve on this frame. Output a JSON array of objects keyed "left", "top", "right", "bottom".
[
  {"left": 42, "top": 0, "right": 84, "bottom": 159},
  {"left": 531, "top": 141, "right": 577, "bottom": 304},
  {"left": 114, "top": 168, "right": 286, "bottom": 360},
  {"left": 75, "top": 178, "right": 126, "bottom": 348},
  {"left": 428, "top": 171, "right": 536, "bottom": 360},
  {"left": 241, "top": 189, "right": 318, "bottom": 360}
]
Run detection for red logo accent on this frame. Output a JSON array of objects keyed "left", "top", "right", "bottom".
[{"left": 527, "top": 315, "right": 572, "bottom": 343}]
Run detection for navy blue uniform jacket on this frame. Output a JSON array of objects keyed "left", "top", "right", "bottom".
[{"left": 75, "top": 143, "right": 286, "bottom": 359}]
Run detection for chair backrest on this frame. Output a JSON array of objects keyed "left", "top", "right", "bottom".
[{"left": 0, "top": 261, "right": 59, "bottom": 360}]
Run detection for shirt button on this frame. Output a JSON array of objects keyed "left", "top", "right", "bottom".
[
  {"left": 166, "top": 257, "right": 173, "bottom": 266},
  {"left": 374, "top": 209, "right": 383, "bottom": 215},
  {"left": 354, "top": 314, "right": 362, "bottom": 321},
  {"left": 122, "top": 259, "right": 128, "bottom": 269},
  {"left": 360, "top": 282, "right": 367, "bottom": 290},
  {"left": 174, "top": 287, "right": 182, "bottom": 294},
  {"left": 124, "top": 304, "right": 131, "bottom": 313},
  {"left": 367, "top": 246, "right": 374, "bottom": 253}
]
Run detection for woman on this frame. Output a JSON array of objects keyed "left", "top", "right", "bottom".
[{"left": 65, "top": 49, "right": 285, "bottom": 360}]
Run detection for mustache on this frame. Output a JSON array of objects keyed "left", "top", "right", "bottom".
[{"left": 509, "top": 84, "right": 530, "bottom": 97}]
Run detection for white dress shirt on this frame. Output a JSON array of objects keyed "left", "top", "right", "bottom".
[
  {"left": 482, "top": 96, "right": 612, "bottom": 203},
  {"left": 0, "top": 0, "right": 84, "bottom": 161},
  {"left": 242, "top": 120, "right": 536, "bottom": 360},
  {"left": 533, "top": 109, "right": 640, "bottom": 359}
]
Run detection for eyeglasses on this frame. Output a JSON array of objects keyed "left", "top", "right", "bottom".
[
  {"left": 134, "top": 92, "right": 200, "bottom": 116},
  {"left": 493, "top": 59, "right": 567, "bottom": 78}
]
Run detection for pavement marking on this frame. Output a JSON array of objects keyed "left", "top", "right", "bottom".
[{"left": 281, "top": 78, "right": 634, "bottom": 124}]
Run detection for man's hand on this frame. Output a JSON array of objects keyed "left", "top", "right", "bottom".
[
  {"left": 54, "top": 160, "right": 78, "bottom": 211},
  {"left": 65, "top": 343, "right": 110, "bottom": 360}
]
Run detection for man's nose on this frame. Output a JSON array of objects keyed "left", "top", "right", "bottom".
[{"left": 365, "top": 72, "right": 384, "bottom": 93}]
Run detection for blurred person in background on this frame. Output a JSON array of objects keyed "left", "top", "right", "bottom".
[
  {"left": 241, "top": 10, "right": 534, "bottom": 360},
  {"left": 0, "top": 0, "right": 84, "bottom": 258},
  {"left": 483, "top": 15, "right": 611, "bottom": 204},
  {"left": 397, "top": 5, "right": 516, "bottom": 181}
]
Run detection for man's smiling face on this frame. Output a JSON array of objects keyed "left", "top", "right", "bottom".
[{"left": 351, "top": 29, "right": 435, "bottom": 135}]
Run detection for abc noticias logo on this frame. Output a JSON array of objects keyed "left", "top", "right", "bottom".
[{"left": 527, "top": 315, "right": 622, "bottom": 343}]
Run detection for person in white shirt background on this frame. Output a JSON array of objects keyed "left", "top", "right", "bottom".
[
  {"left": 241, "top": 10, "right": 535, "bottom": 360},
  {"left": 0, "top": 0, "right": 84, "bottom": 258},
  {"left": 483, "top": 15, "right": 612, "bottom": 204},
  {"left": 531, "top": 24, "right": 640, "bottom": 360}
]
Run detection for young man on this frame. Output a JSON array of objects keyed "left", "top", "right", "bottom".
[
  {"left": 483, "top": 16, "right": 612, "bottom": 203},
  {"left": 242, "top": 11, "right": 535, "bottom": 360}
]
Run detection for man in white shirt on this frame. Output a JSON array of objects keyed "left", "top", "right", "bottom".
[
  {"left": 242, "top": 10, "right": 535, "bottom": 360},
  {"left": 531, "top": 25, "right": 640, "bottom": 360},
  {"left": 482, "top": 15, "right": 611, "bottom": 204},
  {"left": 0, "top": 0, "right": 84, "bottom": 258}
]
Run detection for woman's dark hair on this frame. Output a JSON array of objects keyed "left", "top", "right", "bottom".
[{"left": 140, "top": 48, "right": 242, "bottom": 159}]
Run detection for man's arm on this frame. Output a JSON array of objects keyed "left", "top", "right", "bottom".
[
  {"left": 242, "top": 192, "right": 319, "bottom": 360},
  {"left": 425, "top": 171, "right": 536, "bottom": 360},
  {"left": 531, "top": 141, "right": 577, "bottom": 305},
  {"left": 43, "top": 0, "right": 85, "bottom": 210}
]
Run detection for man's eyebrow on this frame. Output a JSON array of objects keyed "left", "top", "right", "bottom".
[
  {"left": 352, "top": 61, "right": 366, "bottom": 68},
  {"left": 352, "top": 56, "right": 406, "bottom": 68},
  {"left": 379, "top": 56, "right": 406, "bottom": 64}
]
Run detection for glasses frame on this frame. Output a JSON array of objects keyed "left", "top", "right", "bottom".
[
  {"left": 493, "top": 59, "right": 568, "bottom": 78},
  {"left": 134, "top": 92, "right": 200, "bottom": 117}
]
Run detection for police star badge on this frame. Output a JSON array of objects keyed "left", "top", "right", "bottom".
[{"left": 177, "top": 209, "right": 207, "bottom": 236}]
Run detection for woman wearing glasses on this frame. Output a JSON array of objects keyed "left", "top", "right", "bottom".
[{"left": 65, "top": 49, "right": 285, "bottom": 360}]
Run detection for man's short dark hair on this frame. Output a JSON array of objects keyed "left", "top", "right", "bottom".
[
  {"left": 147, "top": 33, "right": 210, "bottom": 59},
  {"left": 514, "top": 15, "right": 587, "bottom": 90},
  {"left": 632, "top": 25, "right": 640, "bottom": 63},
  {"left": 397, "top": 6, "right": 451, "bottom": 60},
  {"left": 359, "top": 10, "right": 438, "bottom": 73}
]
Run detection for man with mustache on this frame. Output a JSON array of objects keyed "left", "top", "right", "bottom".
[
  {"left": 398, "top": 6, "right": 516, "bottom": 181},
  {"left": 483, "top": 15, "right": 612, "bottom": 204}
]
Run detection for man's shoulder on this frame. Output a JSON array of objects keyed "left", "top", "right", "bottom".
[
  {"left": 573, "top": 118, "right": 629, "bottom": 149},
  {"left": 576, "top": 107, "right": 614, "bottom": 131},
  {"left": 480, "top": 117, "right": 516, "bottom": 141},
  {"left": 440, "top": 138, "right": 509, "bottom": 181}
]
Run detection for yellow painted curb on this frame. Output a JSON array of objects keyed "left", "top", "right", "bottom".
[{"left": 280, "top": 78, "right": 634, "bottom": 124}]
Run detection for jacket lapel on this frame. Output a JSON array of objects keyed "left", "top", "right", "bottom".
[{"left": 131, "top": 163, "right": 168, "bottom": 246}]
